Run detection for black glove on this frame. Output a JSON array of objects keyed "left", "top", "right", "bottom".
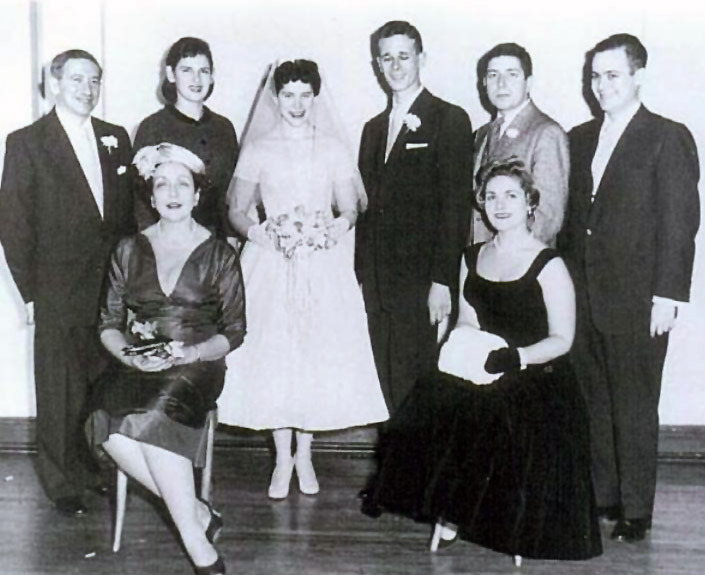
[{"left": 484, "top": 347, "right": 521, "bottom": 374}]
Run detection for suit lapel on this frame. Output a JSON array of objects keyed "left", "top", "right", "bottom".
[
  {"left": 594, "top": 106, "right": 647, "bottom": 199},
  {"left": 93, "top": 118, "right": 117, "bottom": 222},
  {"left": 385, "top": 89, "right": 431, "bottom": 167},
  {"left": 376, "top": 110, "right": 391, "bottom": 171},
  {"left": 42, "top": 111, "right": 102, "bottom": 220}
]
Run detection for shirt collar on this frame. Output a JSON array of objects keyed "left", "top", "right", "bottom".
[
  {"left": 498, "top": 98, "right": 531, "bottom": 129},
  {"left": 601, "top": 100, "right": 641, "bottom": 134},
  {"left": 391, "top": 85, "right": 424, "bottom": 117},
  {"left": 56, "top": 105, "right": 93, "bottom": 134}
]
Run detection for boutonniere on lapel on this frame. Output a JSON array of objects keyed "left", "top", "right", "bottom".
[
  {"left": 403, "top": 113, "right": 421, "bottom": 132},
  {"left": 117, "top": 166, "right": 127, "bottom": 175},
  {"left": 100, "top": 135, "right": 119, "bottom": 154},
  {"left": 505, "top": 127, "right": 520, "bottom": 139}
]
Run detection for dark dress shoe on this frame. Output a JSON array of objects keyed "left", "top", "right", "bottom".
[
  {"left": 596, "top": 505, "right": 620, "bottom": 521},
  {"left": 360, "top": 498, "right": 383, "bottom": 518},
  {"left": 55, "top": 496, "right": 88, "bottom": 517},
  {"left": 358, "top": 488, "right": 372, "bottom": 500},
  {"left": 200, "top": 499, "right": 223, "bottom": 544},
  {"left": 611, "top": 518, "right": 649, "bottom": 542}
]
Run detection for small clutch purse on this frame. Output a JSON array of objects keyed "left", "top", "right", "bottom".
[{"left": 438, "top": 325, "right": 507, "bottom": 385}]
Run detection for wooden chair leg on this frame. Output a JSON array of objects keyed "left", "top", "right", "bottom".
[
  {"left": 200, "top": 408, "right": 216, "bottom": 503},
  {"left": 113, "top": 468, "right": 128, "bottom": 552}
]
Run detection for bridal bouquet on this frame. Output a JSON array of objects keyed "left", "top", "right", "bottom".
[
  {"left": 265, "top": 205, "right": 335, "bottom": 260},
  {"left": 122, "top": 320, "right": 184, "bottom": 359}
]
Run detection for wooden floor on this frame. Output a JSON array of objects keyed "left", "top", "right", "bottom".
[{"left": 1, "top": 450, "right": 704, "bottom": 575}]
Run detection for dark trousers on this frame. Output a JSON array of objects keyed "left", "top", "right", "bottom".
[
  {"left": 367, "top": 306, "right": 438, "bottom": 415},
  {"left": 34, "top": 324, "right": 105, "bottom": 501},
  {"left": 571, "top": 314, "right": 668, "bottom": 519}
]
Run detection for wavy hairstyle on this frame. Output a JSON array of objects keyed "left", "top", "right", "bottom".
[{"left": 476, "top": 157, "right": 540, "bottom": 214}]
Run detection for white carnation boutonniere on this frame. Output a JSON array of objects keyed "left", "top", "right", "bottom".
[
  {"left": 403, "top": 113, "right": 421, "bottom": 132},
  {"left": 505, "top": 127, "right": 520, "bottom": 139},
  {"left": 117, "top": 165, "right": 127, "bottom": 175},
  {"left": 101, "top": 135, "right": 119, "bottom": 154}
]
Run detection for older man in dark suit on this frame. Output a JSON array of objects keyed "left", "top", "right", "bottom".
[
  {"left": 472, "top": 43, "right": 569, "bottom": 246},
  {"left": 560, "top": 34, "right": 700, "bottom": 542},
  {"left": 356, "top": 20, "right": 473, "bottom": 414},
  {"left": 0, "top": 50, "right": 135, "bottom": 515}
]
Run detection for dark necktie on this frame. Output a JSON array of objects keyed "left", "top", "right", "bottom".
[{"left": 482, "top": 116, "right": 505, "bottom": 165}]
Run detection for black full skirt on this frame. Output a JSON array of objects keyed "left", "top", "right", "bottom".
[{"left": 370, "top": 359, "right": 602, "bottom": 560}]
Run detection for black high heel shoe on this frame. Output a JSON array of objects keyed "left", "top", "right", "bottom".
[
  {"left": 200, "top": 499, "right": 223, "bottom": 544},
  {"left": 193, "top": 553, "right": 225, "bottom": 575}
]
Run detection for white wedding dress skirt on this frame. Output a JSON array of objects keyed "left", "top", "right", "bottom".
[{"left": 218, "top": 232, "right": 389, "bottom": 430}]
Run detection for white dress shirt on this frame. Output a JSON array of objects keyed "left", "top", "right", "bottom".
[
  {"left": 497, "top": 97, "right": 531, "bottom": 138},
  {"left": 386, "top": 84, "right": 424, "bottom": 161},
  {"left": 56, "top": 106, "right": 104, "bottom": 218},
  {"left": 590, "top": 100, "right": 640, "bottom": 197}
]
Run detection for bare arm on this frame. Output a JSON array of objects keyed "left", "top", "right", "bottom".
[
  {"left": 456, "top": 256, "right": 480, "bottom": 329},
  {"left": 518, "top": 257, "right": 575, "bottom": 365},
  {"left": 227, "top": 178, "right": 260, "bottom": 238}
]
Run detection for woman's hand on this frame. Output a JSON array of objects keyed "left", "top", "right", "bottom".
[
  {"left": 172, "top": 343, "right": 201, "bottom": 366},
  {"left": 247, "top": 222, "right": 271, "bottom": 248},
  {"left": 326, "top": 216, "right": 351, "bottom": 241}
]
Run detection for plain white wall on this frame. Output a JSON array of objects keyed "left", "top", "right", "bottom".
[{"left": 0, "top": 0, "right": 703, "bottom": 423}]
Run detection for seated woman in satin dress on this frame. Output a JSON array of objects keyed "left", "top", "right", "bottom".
[
  {"left": 85, "top": 143, "right": 245, "bottom": 575},
  {"left": 365, "top": 158, "right": 602, "bottom": 563}
]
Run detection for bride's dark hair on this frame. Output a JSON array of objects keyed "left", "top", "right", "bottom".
[{"left": 273, "top": 60, "right": 321, "bottom": 96}]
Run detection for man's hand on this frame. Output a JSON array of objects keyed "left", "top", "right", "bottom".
[
  {"left": 650, "top": 301, "right": 677, "bottom": 337},
  {"left": 25, "top": 302, "right": 34, "bottom": 325},
  {"left": 428, "top": 282, "right": 451, "bottom": 326}
]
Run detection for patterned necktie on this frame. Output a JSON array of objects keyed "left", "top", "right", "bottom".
[{"left": 482, "top": 115, "right": 505, "bottom": 165}]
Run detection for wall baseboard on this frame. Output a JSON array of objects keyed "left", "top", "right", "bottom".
[{"left": 2, "top": 418, "right": 704, "bottom": 461}]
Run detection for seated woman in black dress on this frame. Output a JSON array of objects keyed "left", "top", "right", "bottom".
[
  {"left": 86, "top": 143, "right": 245, "bottom": 575},
  {"left": 366, "top": 158, "right": 602, "bottom": 563},
  {"left": 134, "top": 37, "right": 239, "bottom": 235}
]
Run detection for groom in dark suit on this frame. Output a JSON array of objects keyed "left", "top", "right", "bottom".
[
  {"left": 356, "top": 21, "right": 473, "bottom": 413},
  {"left": 560, "top": 34, "right": 700, "bottom": 542},
  {"left": 0, "top": 50, "right": 135, "bottom": 515}
]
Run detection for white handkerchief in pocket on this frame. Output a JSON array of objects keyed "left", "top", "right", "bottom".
[
  {"left": 406, "top": 142, "right": 428, "bottom": 150},
  {"left": 438, "top": 325, "right": 507, "bottom": 385}
]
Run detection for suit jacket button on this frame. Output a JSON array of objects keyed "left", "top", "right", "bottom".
[{"left": 586, "top": 229, "right": 592, "bottom": 236}]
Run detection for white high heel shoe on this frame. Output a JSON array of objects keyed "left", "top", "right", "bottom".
[
  {"left": 430, "top": 521, "right": 458, "bottom": 552},
  {"left": 268, "top": 456, "right": 294, "bottom": 499},
  {"left": 294, "top": 451, "right": 320, "bottom": 495}
]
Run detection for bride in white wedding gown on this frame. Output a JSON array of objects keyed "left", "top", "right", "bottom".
[{"left": 218, "top": 59, "right": 388, "bottom": 499}]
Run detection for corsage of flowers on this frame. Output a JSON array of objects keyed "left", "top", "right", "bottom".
[
  {"left": 265, "top": 205, "right": 336, "bottom": 260},
  {"left": 100, "top": 135, "right": 118, "bottom": 153},
  {"left": 122, "top": 319, "right": 185, "bottom": 359},
  {"left": 403, "top": 113, "right": 421, "bottom": 132},
  {"left": 133, "top": 143, "right": 206, "bottom": 180}
]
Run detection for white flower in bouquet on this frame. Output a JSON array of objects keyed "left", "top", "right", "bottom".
[
  {"left": 131, "top": 320, "right": 158, "bottom": 340},
  {"left": 267, "top": 206, "right": 332, "bottom": 259}
]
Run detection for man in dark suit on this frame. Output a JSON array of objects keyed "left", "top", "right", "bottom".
[
  {"left": 560, "top": 34, "right": 700, "bottom": 542},
  {"left": 472, "top": 43, "right": 569, "bottom": 246},
  {"left": 356, "top": 20, "right": 473, "bottom": 413},
  {"left": 0, "top": 50, "right": 135, "bottom": 516}
]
